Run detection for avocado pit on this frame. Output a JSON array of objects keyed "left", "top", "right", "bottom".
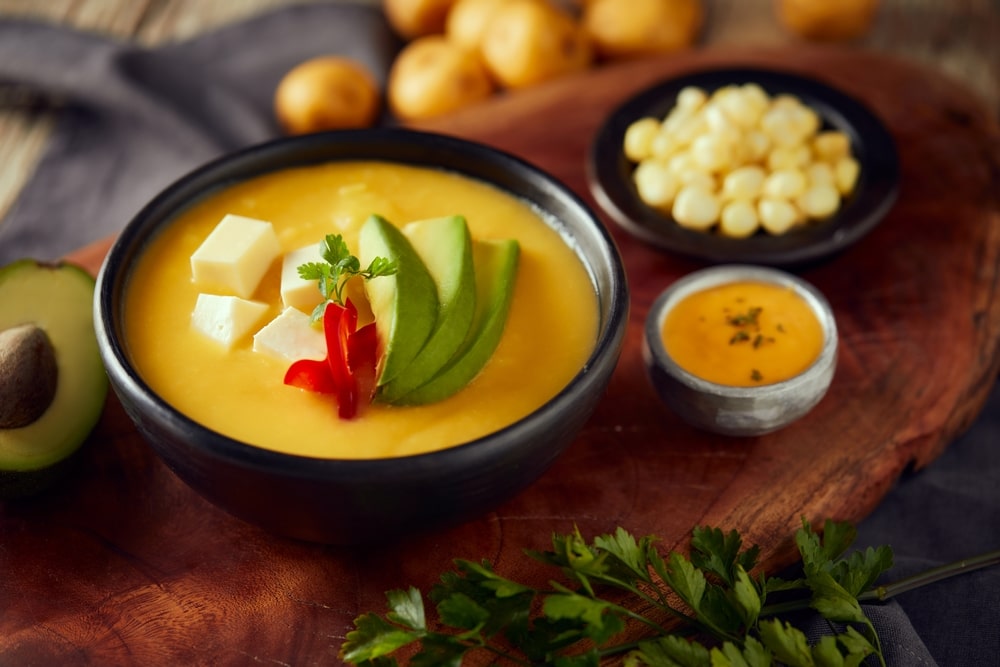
[{"left": 0, "top": 323, "right": 58, "bottom": 429}]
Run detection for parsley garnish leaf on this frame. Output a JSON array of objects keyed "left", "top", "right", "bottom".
[
  {"left": 339, "top": 519, "right": 932, "bottom": 666},
  {"left": 340, "top": 610, "right": 418, "bottom": 664},
  {"left": 298, "top": 233, "right": 398, "bottom": 321}
]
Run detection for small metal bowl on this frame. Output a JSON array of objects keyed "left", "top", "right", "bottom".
[{"left": 643, "top": 264, "right": 837, "bottom": 436}]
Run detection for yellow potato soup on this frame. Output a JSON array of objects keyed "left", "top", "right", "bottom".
[
  {"left": 125, "top": 161, "right": 598, "bottom": 459},
  {"left": 661, "top": 280, "right": 824, "bottom": 387}
]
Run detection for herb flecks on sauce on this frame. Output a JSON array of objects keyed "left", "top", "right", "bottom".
[
  {"left": 662, "top": 281, "right": 824, "bottom": 388},
  {"left": 724, "top": 303, "right": 786, "bottom": 382}
]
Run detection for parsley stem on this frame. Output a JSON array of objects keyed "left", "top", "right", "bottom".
[{"left": 858, "top": 548, "right": 1000, "bottom": 603}]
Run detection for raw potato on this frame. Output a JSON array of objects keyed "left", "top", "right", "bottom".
[
  {"left": 776, "top": 0, "right": 879, "bottom": 42},
  {"left": 582, "top": 0, "right": 704, "bottom": 60},
  {"left": 274, "top": 56, "right": 381, "bottom": 134},
  {"left": 480, "top": 0, "right": 593, "bottom": 89},
  {"left": 388, "top": 35, "right": 495, "bottom": 120},
  {"left": 383, "top": 0, "right": 458, "bottom": 39},
  {"left": 445, "top": 0, "right": 506, "bottom": 54}
]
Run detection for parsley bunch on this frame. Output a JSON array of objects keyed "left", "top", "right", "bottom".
[
  {"left": 297, "top": 233, "right": 396, "bottom": 321},
  {"left": 341, "top": 518, "right": 894, "bottom": 666}
]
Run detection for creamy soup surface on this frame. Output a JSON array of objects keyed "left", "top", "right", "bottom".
[{"left": 125, "top": 161, "right": 598, "bottom": 459}]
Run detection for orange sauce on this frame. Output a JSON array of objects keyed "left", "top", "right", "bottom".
[{"left": 661, "top": 281, "right": 824, "bottom": 386}]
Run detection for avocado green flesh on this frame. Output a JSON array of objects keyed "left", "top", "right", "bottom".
[
  {"left": 378, "top": 215, "right": 476, "bottom": 403},
  {"left": 0, "top": 260, "right": 108, "bottom": 495},
  {"left": 359, "top": 215, "right": 440, "bottom": 386},
  {"left": 396, "top": 239, "right": 519, "bottom": 406}
]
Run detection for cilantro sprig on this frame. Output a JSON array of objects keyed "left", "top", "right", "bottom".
[
  {"left": 340, "top": 518, "right": 897, "bottom": 666},
  {"left": 298, "top": 233, "right": 397, "bottom": 321}
]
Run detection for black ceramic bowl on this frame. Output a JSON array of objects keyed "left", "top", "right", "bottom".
[
  {"left": 95, "top": 128, "right": 629, "bottom": 545},
  {"left": 588, "top": 66, "right": 900, "bottom": 266}
]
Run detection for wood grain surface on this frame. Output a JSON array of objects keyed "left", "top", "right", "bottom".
[{"left": 2, "top": 45, "right": 998, "bottom": 665}]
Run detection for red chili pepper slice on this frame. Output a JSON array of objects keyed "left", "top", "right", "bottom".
[
  {"left": 283, "top": 299, "right": 377, "bottom": 420},
  {"left": 348, "top": 321, "right": 378, "bottom": 408},
  {"left": 284, "top": 358, "right": 336, "bottom": 393}
]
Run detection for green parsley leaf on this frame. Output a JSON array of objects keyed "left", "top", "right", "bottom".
[
  {"left": 691, "top": 526, "right": 760, "bottom": 586},
  {"left": 340, "top": 611, "right": 420, "bottom": 663},
  {"left": 758, "top": 618, "right": 813, "bottom": 666},
  {"left": 341, "top": 520, "right": 911, "bottom": 666},
  {"left": 298, "top": 233, "right": 397, "bottom": 320},
  {"left": 436, "top": 592, "right": 489, "bottom": 633},
  {"left": 543, "top": 592, "right": 624, "bottom": 645},
  {"left": 633, "top": 634, "right": 711, "bottom": 666},
  {"left": 386, "top": 587, "right": 427, "bottom": 631}
]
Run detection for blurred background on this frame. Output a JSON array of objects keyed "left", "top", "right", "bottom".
[{"left": 0, "top": 0, "right": 995, "bottom": 232}]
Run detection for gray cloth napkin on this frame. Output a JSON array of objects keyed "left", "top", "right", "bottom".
[
  {"left": 1, "top": 4, "right": 996, "bottom": 665},
  {"left": 0, "top": 2, "right": 400, "bottom": 262}
]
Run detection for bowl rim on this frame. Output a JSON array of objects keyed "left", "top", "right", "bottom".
[
  {"left": 644, "top": 264, "right": 838, "bottom": 398},
  {"left": 95, "top": 127, "right": 630, "bottom": 476},
  {"left": 587, "top": 65, "right": 901, "bottom": 267}
]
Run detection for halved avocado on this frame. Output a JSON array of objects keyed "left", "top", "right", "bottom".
[{"left": 0, "top": 259, "right": 108, "bottom": 498}]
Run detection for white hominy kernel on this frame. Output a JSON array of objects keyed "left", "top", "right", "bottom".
[
  {"left": 668, "top": 152, "right": 697, "bottom": 176},
  {"left": 719, "top": 200, "right": 760, "bottom": 238},
  {"left": 672, "top": 114, "right": 709, "bottom": 148},
  {"left": 763, "top": 168, "right": 807, "bottom": 199},
  {"left": 673, "top": 186, "right": 721, "bottom": 231},
  {"left": 760, "top": 106, "right": 804, "bottom": 148},
  {"left": 798, "top": 183, "right": 841, "bottom": 218},
  {"left": 758, "top": 198, "right": 799, "bottom": 235},
  {"left": 650, "top": 127, "right": 678, "bottom": 159},
  {"left": 791, "top": 106, "right": 821, "bottom": 139},
  {"left": 704, "top": 104, "right": 742, "bottom": 143},
  {"left": 771, "top": 94, "right": 803, "bottom": 111},
  {"left": 677, "top": 168, "right": 717, "bottom": 192},
  {"left": 741, "top": 83, "right": 770, "bottom": 114},
  {"left": 767, "top": 144, "right": 811, "bottom": 171},
  {"left": 633, "top": 160, "right": 679, "bottom": 209},
  {"left": 721, "top": 165, "right": 766, "bottom": 200},
  {"left": 835, "top": 156, "right": 861, "bottom": 195},
  {"left": 813, "top": 131, "right": 852, "bottom": 161},
  {"left": 718, "top": 89, "right": 761, "bottom": 128},
  {"left": 624, "top": 117, "right": 661, "bottom": 162},
  {"left": 676, "top": 86, "right": 707, "bottom": 111},
  {"left": 662, "top": 104, "right": 696, "bottom": 134},
  {"left": 805, "top": 161, "right": 836, "bottom": 186},
  {"left": 691, "top": 133, "right": 735, "bottom": 172},
  {"left": 743, "top": 130, "right": 771, "bottom": 163}
]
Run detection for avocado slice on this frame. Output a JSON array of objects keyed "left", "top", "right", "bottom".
[
  {"left": 359, "top": 214, "right": 440, "bottom": 386},
  {"left": 396, "top": 238, "right": 519, "bottom": 406},
  {"left": 0, "top": 259, "right": 108, "bottom": 498}
]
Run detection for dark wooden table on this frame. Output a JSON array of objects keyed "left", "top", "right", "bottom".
[{"left": 2, "top": 2, "right": 998, "bottom": 665}]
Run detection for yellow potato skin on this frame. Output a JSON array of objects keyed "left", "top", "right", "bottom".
[
  {"left": 480, "top": 0, "right": 593, "bottom": 89},
  {"left": 775, "top": 0, "right": 879, "bottom": 42},
  {"left": 274, "top": 57, "right": 381, "bottom": 134},
  {"left": 582, "top": 0, "right": 703, "bottom": 60},
  {"left": 383, "top": 0, "right": 458, "bottom": 39},
  {"left": 388, "top": 35, "right": 495, "bottom": 120},
  {"left": 444, "top": 0, "right": 506, "bottom": 55}
]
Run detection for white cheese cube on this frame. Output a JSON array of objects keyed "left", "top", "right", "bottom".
[
  {"left": 280, "top": 244, "right": 323, "bottom": 313},
  {"left": 191, "top": 294, "right": 269, "bottom": 349},
  {"left": 252, "top": 307, "right": 326, "bottom": 361},
  {"left": 190, "top": 214, "right": 281, "bottom": 298}
]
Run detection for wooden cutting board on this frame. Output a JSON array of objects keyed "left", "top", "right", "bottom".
[{"left": 3, "top": 46, "right": 998, "bottom": 665}]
